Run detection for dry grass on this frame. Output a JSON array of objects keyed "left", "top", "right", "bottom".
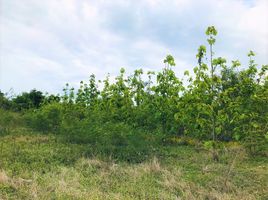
[
  {"left": 1, "top": 134, "right": 267, "bottom": 200},
  {"left": 141, "top": 156, "right": 162, "bottom": 173},
  {"left": 0, "top": 170, "right": 9, "bottom": 184},
  {"left": 2, "top": 134, "right": 51, "bottom": 144},
  {"left": 0, "top": 157, "right": 265, "bottom": 200}
]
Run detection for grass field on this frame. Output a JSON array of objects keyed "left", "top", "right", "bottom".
[{"left": 0, "top": 126, "right": 267, "bottom": 200}]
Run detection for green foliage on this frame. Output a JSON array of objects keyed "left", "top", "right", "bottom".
[
  {"left": 164, "top": 54, "right": 176, "bottom": 67},
  {"left": 5, "top": 26, "right": 267, "bottom": 157},
  {"left": 25, "top": 103, "right": 62, "bottom": 133},
  {"left": 0, "top": 109, "right": 22, "bottom": 135},
  {"left": 0, "top": 91, "right": 12, "bottom": 110},
  {"left": 12, "top": 89, "right": 45, "bottom": 111},
  {"left": 196, "top": 45, "right": 206, "bottom": 66},
  {"left": 206, "top": 26, "right": 217, "bottom": 45}
]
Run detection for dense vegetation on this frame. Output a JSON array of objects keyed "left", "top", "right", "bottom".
[
  {"left": 1, "top": 26, "right": 267, "bottom": 154},
  {"left": 0, "top": 27, "right": 267, "bottom": 199}
]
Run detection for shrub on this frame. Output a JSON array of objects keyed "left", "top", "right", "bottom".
[
  {"left": 25, "top": 103, "right": 62, "bottom": 133},
  {"left": 0, "top": 109, "right": 22, "bottom": 135}
]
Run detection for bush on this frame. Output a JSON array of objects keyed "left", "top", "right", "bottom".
[
  {"left": 25, "top": 103, "right": 62, "bottom": 133},
  {"left": 0, "top": 109, "right": 22, "bottom": 135},
  {"left": 243, "top": 132, "right": 268, "bottom": 156}
]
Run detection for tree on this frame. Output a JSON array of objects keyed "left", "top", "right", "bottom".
[
  {"left": 12, "top": 89, "right": 44, "bottom": 111},
  {"left": 0, "top": 90, "right": 11, "bottom": 110}
]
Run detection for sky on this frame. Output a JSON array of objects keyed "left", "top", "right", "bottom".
[{"left": 0, "top": 0, "right": 267, "bottom": 95}]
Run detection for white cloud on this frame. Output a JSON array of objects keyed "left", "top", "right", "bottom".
[{"left": 0, "top": 0, "right": 267, "bottom": 94}]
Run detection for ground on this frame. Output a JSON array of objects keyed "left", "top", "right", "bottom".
[{"left": 0, "top": 127, "right": 267, "bottom": 200}]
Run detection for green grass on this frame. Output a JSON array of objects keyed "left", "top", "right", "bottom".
[{"left": 0, "top": 126, "right": 267, "bottom": 200}]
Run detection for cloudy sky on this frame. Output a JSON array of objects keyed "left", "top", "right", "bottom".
[{"left": 0, "top": 0, "right": 267, "bottom": 94}]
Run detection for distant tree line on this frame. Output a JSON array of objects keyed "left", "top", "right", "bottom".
[{"left": 0, "top": 89, "right": 61, "bottom": 111}]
